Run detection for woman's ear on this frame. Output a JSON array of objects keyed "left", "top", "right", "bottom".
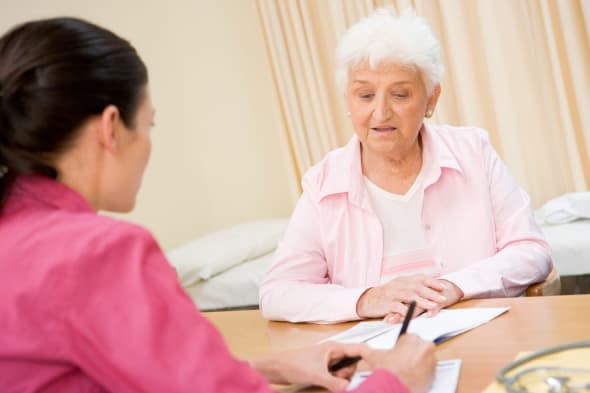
[
  {"left": 97, "top": 105, "right": 120, "bottom": 153},
  {"left": 428, "top": 84, "right": 442, "bottom": 111}
]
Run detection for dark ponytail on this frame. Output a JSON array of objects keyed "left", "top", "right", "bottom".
[{"left": 0, "top": 17, "right": 148, "bottom": 208}]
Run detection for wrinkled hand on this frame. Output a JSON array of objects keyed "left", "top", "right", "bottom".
[
  {"left": 356, "top": 275, "right": 447, "bottom": 321},
  {"left": 251, "top": 342, "right": 371, "bottom": 392},
  {"left": 381, "top": 279, "right": 464, "bottom": 323},
  {"left": 431, "top": 279, "right": 463, "bottom": 312},
  {"left": 364, "top": 334, "right": 436, "bottom": 393}
]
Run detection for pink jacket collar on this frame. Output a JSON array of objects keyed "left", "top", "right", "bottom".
[
  {"left": 317, "top": 124, "right": 464, "bottom": 208},
  {"left": 9, "top": 175, "right": 94, "bottom": 213}
]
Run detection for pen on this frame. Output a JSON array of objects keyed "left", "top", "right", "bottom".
[
  {"left": 329, "top": 300, "right": 417, "bottom": 373},
  {"left": 397, "top": 300, "right": 416, "bottom": 339},
  {"left": 328, "top": 355, "right": 362, "bottom": 373}
]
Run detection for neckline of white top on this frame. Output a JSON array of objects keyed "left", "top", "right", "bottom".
[{"left": 363, "top": 166, "right": 425, "bottom": 203}]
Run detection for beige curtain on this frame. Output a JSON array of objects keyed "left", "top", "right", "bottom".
[{"left": 256, "top": 0, "right": 590, "bottom": 207}]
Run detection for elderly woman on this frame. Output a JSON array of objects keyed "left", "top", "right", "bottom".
[
  {"left": 0, "top": 17, "right": 436, "bottom": 393},
  {"left": 259, "top": 10, "right": 552, "bottom": 324}
]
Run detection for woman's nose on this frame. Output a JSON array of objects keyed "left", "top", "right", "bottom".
[{"left": 372, "top": 96, "right": 393, "bottom": 121}]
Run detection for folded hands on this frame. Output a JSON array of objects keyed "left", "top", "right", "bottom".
[{"left": 355, "top": 275, "right": 464, "bottom": 322}]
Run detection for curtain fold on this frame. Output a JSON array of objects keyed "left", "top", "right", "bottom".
[{"left": 256, "top": 0, "right": 590, "bottom": 207}]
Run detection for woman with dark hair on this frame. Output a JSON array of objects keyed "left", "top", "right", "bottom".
[{"left": 0, "top": 17, "right": 436, "bottom": 393}]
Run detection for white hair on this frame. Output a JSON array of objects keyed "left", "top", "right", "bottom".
[{"left": 335, "top": 9, "right": 444, "bottom": 95}]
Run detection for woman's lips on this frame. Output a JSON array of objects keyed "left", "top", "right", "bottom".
[{"left": 371, "top": 127, "right": 396, "bottom": 133}]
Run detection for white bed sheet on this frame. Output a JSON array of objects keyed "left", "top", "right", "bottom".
[
  {"left": 183, "top": 252, "right": 273, "bottom": 311},
  {"left": 540, "top": 219, "right": 590, "bottom": 276}
]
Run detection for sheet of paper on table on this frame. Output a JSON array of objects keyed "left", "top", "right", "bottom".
[
  {"left": 323, "top": 307, "right": 510, "bottom": 349},
  {"left": 348, "top": 359, "right": 462, "bottom": 393}
]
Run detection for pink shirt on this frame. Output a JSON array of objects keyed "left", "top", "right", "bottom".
[
  {"left": 0, "top": 176, "right": 408, "bottom": 393},
  {"left": 260, "top": 125, "right": 552, "bottom": 323}
]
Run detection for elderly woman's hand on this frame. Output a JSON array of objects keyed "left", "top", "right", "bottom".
[
  {"left": 417, "top": 279, "right": 464, "bottom": 317},
  {"left": 432, "top": 279, "right": 464, "bottom": 311},
  {"left": 378, "top": 279, "right": 464, "bottom": 323},
  {"left": 356, "top": 275, "right": 447, "bottom": 320}
]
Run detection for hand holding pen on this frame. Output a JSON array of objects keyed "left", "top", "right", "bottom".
[
  {"left": 328, "top": 300, "right": 418, "bottom": 373},
  {"left": 362, "top": 301, "right": 437, "bottom": 393}
]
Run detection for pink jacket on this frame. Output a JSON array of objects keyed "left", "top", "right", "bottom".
[
  {"left": 260, "top": 124, "right": 552, "bottom": 323},
  {"left": 0, "top": 176, "right": 408, "bottom": 393}
]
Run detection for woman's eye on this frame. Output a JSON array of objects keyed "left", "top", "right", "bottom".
[
  {"left": 359, "top": 93, "right": 374, "bottom": 100},
  {"left": 393, "top": 92, "right": 408, "bottom": 99}
]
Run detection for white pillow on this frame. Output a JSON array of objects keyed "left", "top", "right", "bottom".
[
  {"left": 167, "top": 219, "right": 288, "bottom": 286},
  {"left": 535, "top": 192, "right": 590, "bottom": 225}
]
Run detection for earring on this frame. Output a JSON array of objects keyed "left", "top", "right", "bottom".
[
  {"left": 425, "top": 108, "right": 433, "bottom": 118},
  {"left": 346, "top": 111, "right": 351, "bottom": 117}
]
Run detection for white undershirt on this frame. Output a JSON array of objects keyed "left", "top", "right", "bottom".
[{"left": 364, "top": 169, "right": 439, "bottom": 283}]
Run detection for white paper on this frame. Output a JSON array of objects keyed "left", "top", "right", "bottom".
[
  {"left": 323, "top": 307, "right": 509, "bottom": 349},
  {"left": 319, "top": 320, "right": 393, "bottom": 344},
  {"left": 347, "top": 359, "right": 462, "bottom": 392}
]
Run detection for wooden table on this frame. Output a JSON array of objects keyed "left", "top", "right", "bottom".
[{"left": 204, "top": 295, "right": 590, "bottom": 392}]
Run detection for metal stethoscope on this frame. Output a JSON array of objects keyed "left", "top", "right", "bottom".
[{"left": 496, "top": 339, "right": 590, "bottom": 392}]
